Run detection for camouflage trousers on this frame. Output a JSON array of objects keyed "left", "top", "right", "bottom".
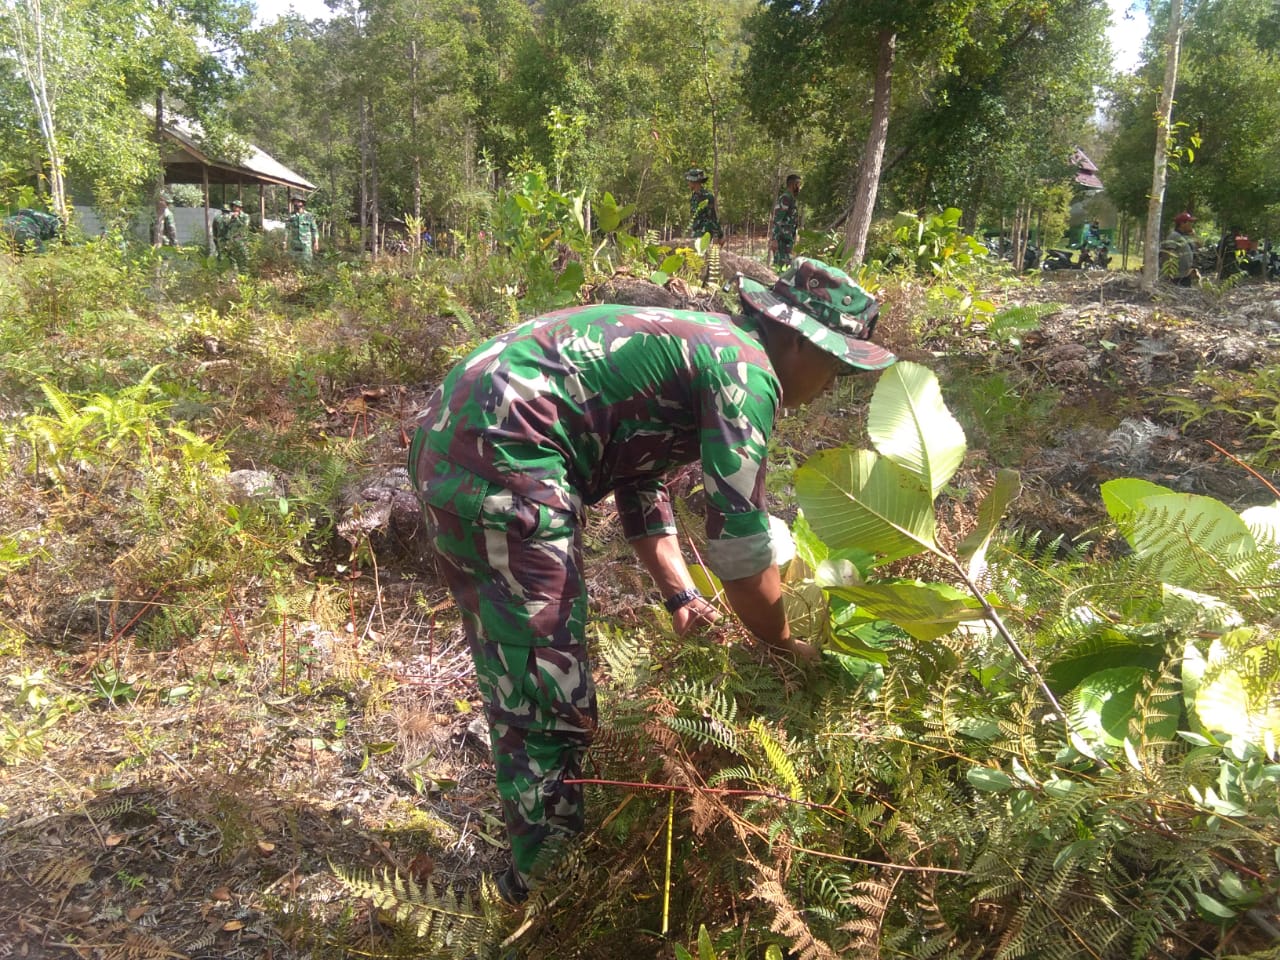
[
  {"left": 419, "top": 475, "right": 597, "bottom": 887},
  {"left": 772, "top": 233, "right": 795, "bottom": 269}
]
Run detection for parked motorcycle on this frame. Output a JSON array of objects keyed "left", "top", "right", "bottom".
[{"left": 1042, "top": 245, "right": 1109, "bottom": 271}]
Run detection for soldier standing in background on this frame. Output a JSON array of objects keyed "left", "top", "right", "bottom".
[
  {"left": 685, "top": 168, "right": 723, "bottom": 242},
  {"left": 213, "top": 204, "right": 231, "bottom": 259},
  {"left": 222, "top": 199, "right": 250, "bottom": 271},
  {"left": 769, "top": 174, "right": 801, "bottom": 269},
  {"left": 284, "top": 195, "right": 319, "bottom": 263},
  {"left": 154, "top": 194, "right": 177, "bottom": 246}
]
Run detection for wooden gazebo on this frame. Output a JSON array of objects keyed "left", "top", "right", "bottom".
[{"left": 158, "top": 112, "right": 316, "bottom": 249}]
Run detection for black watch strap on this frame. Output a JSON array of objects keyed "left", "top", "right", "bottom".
[{"left": 664, "top": 587, "right": 702, "bottom": 613}]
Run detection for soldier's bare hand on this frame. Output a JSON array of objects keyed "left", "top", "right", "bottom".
[
  {"left": 673, "top": 597, "right": 721, "bottom": 636},
  {"left": 768, "top": 636, "right": 820, "bottom": 666}
]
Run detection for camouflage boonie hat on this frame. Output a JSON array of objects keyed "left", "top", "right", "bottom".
[
  {"left": 738, "top": 257, "right": 896, "bottom": 372},
  {"left": 290, "top": 195, "right": 305, "bottom": 203},
  {"left": 685, "top": 168, "right": 708, "bottom": 183},
  {"left": 220, "top": 204, "right": 230, "bottom": 214},
  {"left": 230, "top": 199, "right": 243, "bottom": 209}
]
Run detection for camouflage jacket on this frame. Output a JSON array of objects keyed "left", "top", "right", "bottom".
[
  {"left": 286, "top": 211, "right": 318, "bottom": 250},
  {"left": 223, "top": 211, "right": 249, "bottom": 243},
  {"left": 688, "top": 188, "right": 723, "bottom": 240},
  {"left": 771, "top": 191, "right": 798, "bottom": 242},
  {"left": 411, "top": 304, "right": 781, "bottom": 581},
  {"left": 2, "top": 209, "right": 59, "bottom": 251}
]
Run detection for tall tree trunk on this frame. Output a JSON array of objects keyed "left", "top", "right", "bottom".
[
  {"left": 844, "top": 30, "right": 896, "bottom": 266},
  {"left": 154, "top": 91, "right": 166, "bottom": 248},
  {"left": 11, "top": 0, "right": 67, "bottom": 220},
  {"left": 410, "top": 39, "right": 422, "bottom": 229},
  {"left": 697, "top": 16, "right": 721, "bottom": 227},
  {"left": 1142, "top": 0, "right": 1183, "bottom": 289},
  {"left": 369, "top": 99, "right": 380, "bottom": 257},
  {"left": 359, "top": 95, "right": 370, "bottom": 251}
]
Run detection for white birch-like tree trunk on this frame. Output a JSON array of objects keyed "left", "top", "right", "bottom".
[
  {"left": 844, "top": 30, "right": 896, "bottom": 266},
  {"left": 7, "top": 0, "right": 68, "bottom": 220},
  {"left": 1142, "top": 0, "right": 1184, "bottom": 289}
]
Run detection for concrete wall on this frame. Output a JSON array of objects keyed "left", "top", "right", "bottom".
[{"left": 71, "top": 204, "right": 218, "bottom": 246}]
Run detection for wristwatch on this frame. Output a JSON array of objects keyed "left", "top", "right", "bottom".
[{"left": 664, "top": 587, "right": 702, "bottom": 613}]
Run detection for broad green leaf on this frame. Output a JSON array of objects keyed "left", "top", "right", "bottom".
[
  {"left": 556, "top": 260, "right": 585, "bottom": 293},
  {"left": 790, "top": 511, "right": 828, "bottom": 570},
  {"left": 956, "top": 468, "right": 1022, "bottom": 576},
  {"left": 1129, "top": 493, "right": 1255, "bottom": 587},
  {"left": 1044, "top": 631, "right": 1165, "bottom": 692},
  {"left": 648, "top": 271, "right": 670, "bottom": 285},
  {"left": 967, "top": 766, "right": 1013, "bottom": 792},
  {"left": 1240, "top": 500, "right": 1280, "bottom": 546},
  {"left": 826, "top": 624, "right": 890, "bottom": 664},
  {"left": 1190, "top": 629, "right": 1280, "bottom": 746},
  {"left": 795, "top": 448, "right": 936, "bottom": 563},
  {"left": 659, "top": 253, "right": 684, "bottom": 273},
  {"left": 1100, "top": 478, "right": 1174, "bottom": 524},
  {"left": 1068, "top": 666, "right": 1177, "bottom": 747},
  {"left": 867, "top": 361, "right": 966, "bottom": 497},
  {"left": 1193, "top": 891, "right": 1238, "bottom": 921},
  {"left": 783, "top": 581, "right": 828, "bottom": 642},
  {"left": 1161, "top": 584, "right": 1243, "bottom": 631},
  {"left": 688, "top": 564, "right": 723, "bottom": 602},
  {"left": 825, "top": 580, "right": 986, "bottom": 641},
  {"left": 595, "top": 192, "right": 635, "bottom": 233}
]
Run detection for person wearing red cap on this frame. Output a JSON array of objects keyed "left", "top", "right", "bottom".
[{"left": 1161, "top": 211, "right": 1199, "bottom": 285}]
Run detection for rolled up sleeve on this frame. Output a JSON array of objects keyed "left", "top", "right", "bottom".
[
  {"left": 616, "top": 480, "right": 677, "bottom": 540},
  {"left": 696, "top": 361, "right": 779, "bottom": 581}
]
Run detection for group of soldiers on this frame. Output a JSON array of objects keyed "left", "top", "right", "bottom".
[
  {"left": 215, "top": 194, "right": 318, "bottom": 267},
  {"left": 684, "top": 168, "right": 802, "bottom": 270}
]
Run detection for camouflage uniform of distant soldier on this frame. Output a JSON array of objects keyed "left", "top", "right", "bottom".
[
  {"left": 1, "top": 208, "right": 61, "bottom": 253},
  {"left": 408, "top": 258, "right": 895, "bottom": 905},
  {"left": 222, "top": 200, "right": 250, "bottom": 270},
  {"left": 685, "top": 168, "right": 723, "bottom": 241},
  {"left": 154, "top": 195, "right": 177, "bottom": 246},
  {"left": 770, "top": 174, "right": 801, "bottom": 269},
  {"left": 284, "top": 195, "right": 318, "bottom": 263},
  {"left": 213, "top": 205, "right": 231, "bottom": 258}
]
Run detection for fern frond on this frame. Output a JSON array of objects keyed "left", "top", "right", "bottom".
[
  {"left": 750, "top": 718, "right": 802, "bottom": 799},
  {"left": 330, "top": 863, "right": 507, "bottom": 959}
]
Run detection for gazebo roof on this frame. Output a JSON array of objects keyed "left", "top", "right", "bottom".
[
  {"left": 157, "top": 112, "right": 316, "bottom": 191},
  {"left": 1071, "top": 147, "right": 1104, "bottom": 190}
]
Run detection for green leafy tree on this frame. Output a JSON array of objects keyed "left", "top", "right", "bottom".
[
  {"left": 890, "top": 0, "right": 1111, "bottom": 233},
  {"left": 742, "top": 0, "right": 988, "bottom": 266}
]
